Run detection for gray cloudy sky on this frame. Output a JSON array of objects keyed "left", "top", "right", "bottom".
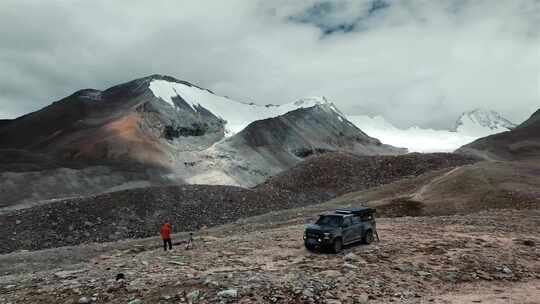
[{"left": 1, "top": 0, "right": 539, "bottom": 129}]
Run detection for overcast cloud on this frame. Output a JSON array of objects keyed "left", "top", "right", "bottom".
[{"left": 0, "top": 0, "right": 539, "bottom": 128}]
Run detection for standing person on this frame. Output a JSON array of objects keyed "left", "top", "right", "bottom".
[{"left": 160, "top": 223, "right": 172, "bottom": 251}]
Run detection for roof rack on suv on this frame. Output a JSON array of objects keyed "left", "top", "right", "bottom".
[{"left": 335, "top": 207, "right": 375, "bottom": 215}]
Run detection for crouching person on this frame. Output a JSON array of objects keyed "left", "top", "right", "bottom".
[{"left": 185, "top": 232, "right": 194, "bottom": 250}]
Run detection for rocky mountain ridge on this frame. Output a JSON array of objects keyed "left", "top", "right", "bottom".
[{"left": 0, "top": 75, "right": 405, "bottom": 207}]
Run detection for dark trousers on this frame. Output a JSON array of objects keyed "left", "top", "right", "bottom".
[{"left": 163, "top": 238, "right": 172, "bottom": 251}]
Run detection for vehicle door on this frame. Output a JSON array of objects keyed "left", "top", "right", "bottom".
[
  {"left": 350, "top": 215, "right": 364, "bottom": 242},
  {"left": 341, "top": 217, "right": 354, "bottom": 244}
]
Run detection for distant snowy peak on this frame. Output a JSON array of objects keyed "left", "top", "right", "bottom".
[
  {"left": 148, "top": 79, "right": 343, "bottom": 135},
  {"left": 293, "top": 96, "right": 328, "bottom": 106},
  {"left": 346, "top": 115, "right": 477, "bottom": 153},
  {"left": 454, "top": 108, "right": 516, "bottom": 136},
  {"left": 347, "top": 109, "right": 517, "bottom": 153}
]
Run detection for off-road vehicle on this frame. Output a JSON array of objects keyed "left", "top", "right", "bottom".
[{"left": 303, "top": 207, "right": 378, "bottom": 253}]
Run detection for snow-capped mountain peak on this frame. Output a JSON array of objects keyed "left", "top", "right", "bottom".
[
  {"left": 148, "top": 79, "right": 342, "bottom": 136},
  {"left": 453, "top": 108, "right": 516, "bottom": 136}
]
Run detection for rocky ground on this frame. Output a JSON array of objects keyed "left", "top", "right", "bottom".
[
  {"left": 258, "top": 152, "right": 478, "bottom": 197},
  {"left": 1, "top": 207, "right": 539, "bottom": 304},
  {"left": 0, "top": 185, "right": 323, "bottom": 253},
  {"left": 1, "top": 152, "right": 477, "bottom": 254}
]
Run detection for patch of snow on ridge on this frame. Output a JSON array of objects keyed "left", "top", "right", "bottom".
[{"left": 149, "top": 80, "right": 340, "bottom": 136}]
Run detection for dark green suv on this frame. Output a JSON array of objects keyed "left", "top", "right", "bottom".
[{"left": 304, "top": 208, "right": 377, "bottom": 253}]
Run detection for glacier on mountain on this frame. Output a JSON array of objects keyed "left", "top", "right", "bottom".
[{"left": 348, "top": 110, "right": 516, "bottom": 153}]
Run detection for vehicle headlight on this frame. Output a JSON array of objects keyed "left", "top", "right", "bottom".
[{"left": 317, "top": 238, "right": 322, "bottom": 242}]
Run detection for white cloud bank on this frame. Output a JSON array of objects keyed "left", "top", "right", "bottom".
[{"left": 0, "top": 0, "right": 538, "bottom": 129}]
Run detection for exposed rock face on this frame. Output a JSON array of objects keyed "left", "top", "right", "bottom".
[{"left": 456, "top": 109, "right": 540, "bottom": 160}]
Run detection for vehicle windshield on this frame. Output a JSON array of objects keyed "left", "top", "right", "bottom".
[{"left": 316, "top": 215, "right": 343, "bottom": 227}]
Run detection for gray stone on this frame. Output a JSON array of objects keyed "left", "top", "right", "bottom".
[
  {"left": 319, "top": 270, "right": 341, "bottom": 278},
  {"left": 187, "top": 289, "right": 201, "bottom": 303},
  {"left": 355, "top": 293, "right": 369, "bottom": 304},
  {"left": 445, "top": 272, "right": 459, "bottom": 282},
  {"left": 126, "top": 284, "right": 141, "bottom": 293},
  {"left": 343, "top": 263, "right": 358, "bottom": 270},
  {"left": 344, "top": 253, "right": 359, "bottom": 262},
  {"left": 78, "top": 297, "right": 91, "bottom": 304},
  {"left": 218, "top": 289, "right": 238, "bottom": 298},
  {"left": 303, "top": 288, "right": 315, "bottom": 298}
]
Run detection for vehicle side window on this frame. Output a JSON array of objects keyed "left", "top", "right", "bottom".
[
  {"left": 361, "top": 214, "right": 373, "bottom": 221},
  {"left": 342, "top": 217, "right": 352, "bottom": 227},
  {"left": 351, "top": 216, "right": 361, "bottom": 225}
]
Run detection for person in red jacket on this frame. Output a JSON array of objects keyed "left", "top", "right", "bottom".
[{"left": 160, "top": 223, "right": 172, "bottom": 251}]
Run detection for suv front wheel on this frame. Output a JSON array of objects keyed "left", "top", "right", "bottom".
[{"left": 332, "top": 238, "right": 343, "bottom": 253}]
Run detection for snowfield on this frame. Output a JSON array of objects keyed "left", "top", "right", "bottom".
[
  {"left": 149, "top": 80, "right": 341, "bottom": 135},
  {"left": 347, "top": 110, "right": 515, "bottom": 153}
]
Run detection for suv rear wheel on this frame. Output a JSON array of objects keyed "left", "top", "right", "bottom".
[
  {"left": 332, "top": 238, "right": 342, "bottom": 253},
  {"left": 363, "top": 230, "right": 374, "bottom": 245}
]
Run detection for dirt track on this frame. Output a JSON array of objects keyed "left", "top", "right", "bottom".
[{"left": 1, "top": 208, "right": 539, "bottom": 304}]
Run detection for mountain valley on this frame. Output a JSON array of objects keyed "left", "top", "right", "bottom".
[{"left": 1, "top": 75, "right": 539, "bottom": 304}]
